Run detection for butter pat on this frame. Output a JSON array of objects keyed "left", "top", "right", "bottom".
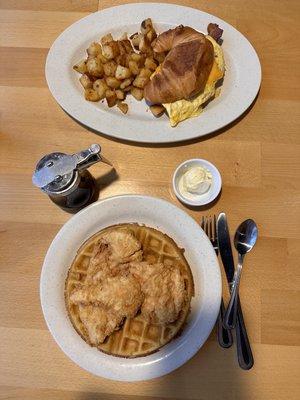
[{"left": 178, "top": 166, "right": 212, "bottom": 199}]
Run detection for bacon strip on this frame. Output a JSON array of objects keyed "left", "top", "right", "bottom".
[{"left": 207, "top": 23, "right": 223, "bottom": 43}]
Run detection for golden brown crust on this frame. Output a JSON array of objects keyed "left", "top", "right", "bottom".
[{"left": 144, "top": 26, "right": 214, "bottom": 104}]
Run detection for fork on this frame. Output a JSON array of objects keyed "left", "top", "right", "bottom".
[{"left": 201, "top": 215, "right": 233, "bottom": 348}]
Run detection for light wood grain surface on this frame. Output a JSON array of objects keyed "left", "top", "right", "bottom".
[{"left": 0, "top": 0, "right": 299, "bottom": 399}]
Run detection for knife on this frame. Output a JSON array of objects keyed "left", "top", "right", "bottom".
[{"left": 217, "top": 213, "right": 254, "bottom": 370}]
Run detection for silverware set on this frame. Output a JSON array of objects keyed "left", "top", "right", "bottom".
[{"left": 201, "top": 213, "right": 257, "bottom": 370}]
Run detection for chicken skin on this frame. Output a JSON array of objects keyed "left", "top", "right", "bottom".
[{"left": 130, "top": 262, "right": 186, "bottom": 324}]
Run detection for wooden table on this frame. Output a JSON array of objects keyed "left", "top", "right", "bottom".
[{"left": 1, "top": 1, "right": 299, "bottom": 399}]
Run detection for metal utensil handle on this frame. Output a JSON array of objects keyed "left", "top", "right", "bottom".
[
  {"left": 236, "top": 297, "right": 254, "bottom": 370},
  {"left": 224, "top": 253, "right": 244, "bottom": 329},
  {"left": 217, "top": 298, "right": 233, "bottom": 348},
  {"left": 73, "top": 144, "right": 101, "bottom": 170}
]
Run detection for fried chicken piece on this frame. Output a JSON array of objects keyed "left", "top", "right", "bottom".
[
  {"left": 78, "top": 304, "right": 123, "bottom": 345},
  {"left": 85, "top": 230, "right": 143, "bottom": 283},
  {"left": 130, "top": 261, "right": 165, "bottom": 283},
  {"left": 70, "top": 230, "right": 145, "bottom": 345},
  {"left": 102, "top": 230, "right": 143, "bottom": 266},
  {"left": 71, "top": 274, "right": 143, "bottom": 344},
  {"left": 130, "top": 262, "right": 187, "bottom": 324},
  {"left": 70, "top": 274, "right": 143, "bottom": 317},
  {"left": 85, "top": 241, "right": 112, "bottom": 283}
]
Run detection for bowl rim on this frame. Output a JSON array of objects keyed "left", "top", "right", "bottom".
[{"left": 172, "top": 159, "right": 222, "bottom": 206}]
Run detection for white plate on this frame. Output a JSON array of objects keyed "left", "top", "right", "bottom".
[
  {"left": 45, "top": 3, "right": 261, "bottom": 144},
  {"left": 40, "top": 195, "right": 221, "bottom": 381}
]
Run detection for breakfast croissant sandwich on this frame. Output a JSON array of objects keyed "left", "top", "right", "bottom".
[{"left": 145, "top": 23, "right": 225, "bottom": 126}]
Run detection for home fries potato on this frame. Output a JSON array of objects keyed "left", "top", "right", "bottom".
[{"left": 73, "top": 18, "right": 165, "bottom": 114}]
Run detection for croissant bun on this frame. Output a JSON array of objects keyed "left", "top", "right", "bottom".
[{"left": 144, "top": 25, "right": 214, "bottom": 104}]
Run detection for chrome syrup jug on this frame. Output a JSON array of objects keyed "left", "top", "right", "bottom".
[{"left": 32, "top": 144, "right": 110, "bottom": 211}]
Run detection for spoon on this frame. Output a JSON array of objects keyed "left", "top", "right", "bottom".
[{"left": 223, "top": 219, "right": 258, "bottom": 330}]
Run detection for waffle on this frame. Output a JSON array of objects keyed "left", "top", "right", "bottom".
[{"left": 65, "top": 223, "right": 194, "bottom": 357}]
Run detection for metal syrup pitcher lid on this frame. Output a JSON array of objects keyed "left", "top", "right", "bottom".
[{"left": 32, "top": 144, "right": 109, "bottom": 194}]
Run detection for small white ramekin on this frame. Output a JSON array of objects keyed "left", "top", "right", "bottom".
[{"left": 172, "top": 159, "right": 222, "bottom": 207}]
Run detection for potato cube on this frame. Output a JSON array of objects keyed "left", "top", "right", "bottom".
[
  {"left": 86, "top": 57, "right": 104, "bottom": 77},
  {"left": 105, "top": 89, "right": 117, "bottom": 107},
  {"left": 150, "top": 105, "right": 165, "bottom": 117},
  {"left": 101, "top": 33, "right": 113, "bottom": 45},
  {"left": 139, "top": 36, "right": 152, "bottom": 55},
  {"left": 130, "top": 52, "right": 145, "bottom": 67},
  {"left": 146, "top": 29, "right": 157, "bottom": 43},
  {"left": 97, "top": 53, "right": 109, "bottom": 64},
  {"left": 115, "top": 65, "right": 131, "bottom": 80},
  {"left": 102, "top": 41, "right": 120, "bottom": 60},
  {"left": 145, "top": 57, "right": 157, "bottom": 71},
  {"left": 141, "top": 18, "right": 153, "bottom": 35},
  {"left": 125, "top": 54, "right": 132, "bottom": 68},
  {"left": 117, "top": 102, "right": 129, "bottom": 114},
  {"left": 118, "top": 39, "right": 134, "bottom": 55},
  {"left": 139, "top": 68, "right": 152, "bottom": 78},
  {"left": 130, "top": 32, "right": 142, "bottom": 49},
  {"left": 84, "top": 88, "right": 100, "bottom": 102},
  {"left": 120, "top": 78, "right": 132, "bottom": 89},
  {"left": 128, "top": 60, "right": 140, "bottom": 75},
  {"left": 115, "top": 53, "right": 127, "bottom": 67},
  {"left": 130, "top": 53, "right": 142, "bottom": 62},
  {"left": 123, "top": 85, "right": 133, "bottom": 92},
  {"left": 93, "top": 79, "right": 108, "bottom": 99},
  {"left": 131, "top": 87, "right": 144, "bottom": 101},
  {"left": 106, "top": 76, "right": 121, "bottom": 89},
  {"left": 87, "top": 42, "right": 102, "bottom": 57},
  {"left": 118, "top": 40, "right": 127, "bottom": 55},
  {"left": 116, "top": 89, "right": 125, "bottom": 100},
  {"left": 79, "top": 74, "right": 92, "bottom": 89},
  {"left": 103, "top": 60, "right": 117, "bottom": 77},
  {"left": 73, "top": 59, "right": 87, "bottom": 74},
  {"left": 133, "top": 74, "right": 149, "bottom": 89}
]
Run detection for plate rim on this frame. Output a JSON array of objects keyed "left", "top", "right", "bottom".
[
  {"left": 40, "top": 194, "right": 222, "bottom": 381},
  {"left": 45, "top": 2, "right": 262, "bottom": 144}
]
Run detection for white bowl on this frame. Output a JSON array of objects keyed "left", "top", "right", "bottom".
[
  {"left": 173, "top": 159, "right": 222, "bottom": 206},
  {"left": 40, "top": 195, "right": 221, "bottom": 381}
]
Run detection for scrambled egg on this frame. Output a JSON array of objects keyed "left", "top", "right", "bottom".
[{"left": 163, "top": 36, "right": 225, "bottom": 127}]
